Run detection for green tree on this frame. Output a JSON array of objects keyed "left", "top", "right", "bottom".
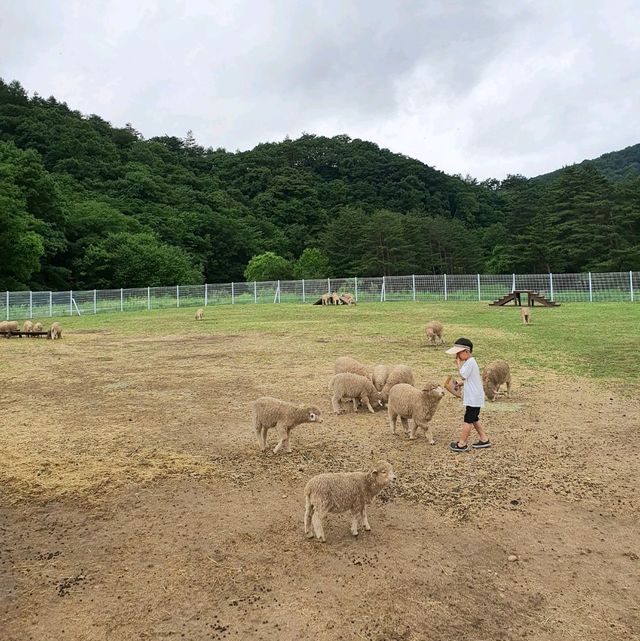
[
  {"left": 244, "top": 252, "right": 293, "bottom": 282},
  {"left": 293, "top": 248, "right": 330, "bottom": 279}
]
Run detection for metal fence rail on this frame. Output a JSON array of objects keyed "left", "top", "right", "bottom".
[{"left": 1, "top": 271, "right": 638, "bottom": 321}]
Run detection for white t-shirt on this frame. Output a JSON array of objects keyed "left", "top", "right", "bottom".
[{"left": 459, "top": 357, "right": 485, "bottom": 407}]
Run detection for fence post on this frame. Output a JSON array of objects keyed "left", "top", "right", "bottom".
[
  {"left": 512, "top": 273, "right": 516, "bottom": 292},
  {"left": 327, "top": 277, "right": 331, "bottom": 293},
  {"left": 70, "top": 290, "right": 73, "bottom": 315},
  {"left": 381, "top": 276, "right": 386, "bottom": 302},
  {"left": 631, "top": 271, "right": 635, "bottom": 302},
  {"left": 278, "top": 280, "right": 282, "bottom": 303},
  {"left": 549, "top": 273, "right": 554, "bottom": 301},
  {"left": 6, "top": 291, "right": 9, "bottom": 320},
  {"left": 444, "top": 274, "right": 447, "bottom": 301},
  {"left": 302, "top": 279, "right": 305, "bottom": 303},
  {"left": 254, "top": 281, "right": 257, "bottom": 303},
  {"left": 354, "top": 277, "right": 358, "bottom": 302},
  {"left": 93, "top": 289, "right": 97, "bottom": 314},
  {"left": 204, "top": 284, "right": 208, "bottom": 307},
  {"left": 147, "top": 287, "right": 151, "bottom": 310},
  {"left": 412, "top": 275, "right": 416, "bottom": 301},
  {"left": 231, "top": 282, "right": 235, "bottom": 304},
  {"left": 49, "top": 291, "right": 52, "bottom": 317},
  {"left": 588, "top": 272, "right": 593, "bottom": 302},
  {"left": 176, "top": 285, "right": 180, "bottom": 307},
  {"left": 29, "top": 291, "right": 33, "bottom": 319},
  {"left": 477, "top": 274, "right": 481, "bottom": 301}
]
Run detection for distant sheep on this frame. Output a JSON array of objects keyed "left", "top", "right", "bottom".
[
  {"left": 304, "top": 460, "right": 396, "bottom": 542},
  {"left": 425, "top": 320, "right": 444, "bottom": 346},
  {"left": 341, "top": 292, "right": 355, "bottom": 306},
  {"left": 1, "top": 320, "right": 19, "bottom": 336},
  {"left": 253, "top": 396, "right": 322, "bottom": 454},
  {"left": 380, "top": 365, "right": 415, "bottom": 403},
  {"left": 33, "top": 322, "right": 43, "bottom": 332},
  {"left": 334, "top": 356, "right": 369, "bottom": 379},
  {"left": 331, "top": 293, "right": 341, "bottom": 305},
  {"left": 330, "top": 372, "right": 383, "bottom": 414},
  {"left": 22, "top": 320, "right": 34, "bottom": 334},
  {"left": 48, "top": 322, "right": 62, "bottom": 340},
  {"left": 372, "top": 363, "right": 390, "bottom": 392},
  {"left": 521, "top": 307, "right": 531, "bottom": 325},
  {"left": 482, "top": 360, "right": 511, "bottom": 401},
  {"left": 321, "top": 293, "right": 331, "bottom": 305},
  {"left": 195, "top": 308, "right": 204, "bottom": 320},
  {"left": 0, "top": 321, "right": 8, "bottom": 335},
  {"left": 388, "top": 382, "right": 446, "bottom": 442}
]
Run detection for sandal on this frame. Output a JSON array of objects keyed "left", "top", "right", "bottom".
[
  {"left": 472, "top": 440, "right": 492, "bottom": 449},
  {"left": 449, "top": 442, "right": 470, "bottom": 452}
]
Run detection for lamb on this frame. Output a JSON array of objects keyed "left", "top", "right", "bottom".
[
  {"left": 33, "top": 322, "right": 43, "bottom": 332},
  {"left": 22, "top": 320, "right": 34, "bottom": 334},
  {"left": 380, "top": 365, "right": 415, "bottom": 403},
  {"left": 334, "top": 356, "right": 369, "bottom": 379},
  {"left": 304, "top": 460, "right": 396, "bottom": 542},
  {"left": 482, "top": 360, "right": 511, "bottom": 401},
  {"left": 48, "top": 322, "right": 62, "bottom": 340},
  {"left": 253, "top": 396, "right": 322, "bottom": 454},
  {"left": 388, "top": 382, "right": 446, "bottom": 442},
  {"left": 521, "top": 307, "right": 531, "bottom": 325},
  {"left": 195, "top": 308, "right": 204, "bottom": 320},
  {"left": 372, "top": 363, "right": 390, "bottom": 392},
  {"left": 330, "top": 372, "right": 383, "bottom": 414},
  {"left": 425, "top": 320, "right": 444, "bottom": 346}
]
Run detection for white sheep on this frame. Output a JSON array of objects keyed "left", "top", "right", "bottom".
[
  {"left": 304, "top": 460, "right": 396, "bottom": 542},
  {"left": 48, "top": 322, "right": 62, "bottom": 340},
  {"left": 33, "top": 322, "right": 43, "bottom": 333},
  {"left": 22, "top": 320, "right": 34, "bottom": 334},
  {"left": 253, "top": 396, "right": 322, "bottom": 454},
  {"left": 2, "top": 320, "right": 19, "bottom": 336},
  {"left": 424, "top": 320, "right": 444, "bottom": 346},
  {"left": 321, "top": 293, "right": 331, "bottom": 305},
  {"left": 372, "top": 363, "right": 389, "bottom": 392},
  {"left": 482, "top": 360, "right": 511, "bottom": 401},
  {"left": 334, "top": 356, "right": 369, "bottom": 379},
  {"left": 387, "top": 382, "right": 446, "bottom": 442},
  {"left": 380, "top": 365, "right": 415, "bottom": 403},
  {"left": 521, "top": 307, "right": 531, "bottom": 325},
  {"left": 195, "top": 308, "right": 204, "bottom": 320},
  {"left": 341, "top": 292, "right": 355, "bottom": 306},
  {"left": 330, "top": 372, "right": 383, "bottom": 414}
]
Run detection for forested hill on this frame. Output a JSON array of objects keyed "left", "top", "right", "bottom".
[
  {"left": 1, "top": 78, "right": 639, "bottom": 291},
  {"left": 535, "top": 143, "right": 640, "bottom": 183}
]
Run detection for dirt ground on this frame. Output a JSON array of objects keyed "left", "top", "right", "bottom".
[{"left": 1, "top": 323, "right": 639, "bottom": 641}]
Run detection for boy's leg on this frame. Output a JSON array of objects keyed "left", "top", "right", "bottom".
[
  {"left": 457, "top": 422, "right": 473, "bottom": 447},
  {"left": 472, "top": 420, "right": 489, "bottom": 443}
]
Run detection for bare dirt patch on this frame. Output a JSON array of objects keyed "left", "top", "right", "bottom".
[{"left": 1, "top": 327, "right": 639, "bottom": 640}]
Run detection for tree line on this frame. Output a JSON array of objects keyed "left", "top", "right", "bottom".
[{"left": 1, "top": 78, "right": 638, "bottom": 290}]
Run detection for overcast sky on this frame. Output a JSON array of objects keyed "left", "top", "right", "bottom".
[{"left": 1, "top": 0, "right": 638, "bottom": 179}]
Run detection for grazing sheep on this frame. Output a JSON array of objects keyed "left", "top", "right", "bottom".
[
  {"left": 341, "top": 292, "right": 355, "bottom": 306},
  {"left": 380, "top": 365, "right": 415, "bottom": 403},
  {"left": 331, "top": 292, "right": 342, "bottom": 305},
  {"left": 521, "top": 307, "right": 531, "bottom": 325},
  {"left": 425, "top": 320, "right": 444, "bottom": 346},
  {"left": 2, "top": 320, "right": 19, "bottom": 336},
  {"left": 195, "top": 308, "right": 204, "bottom": 320},
  {"left": 334, "top": 356, "right": 369, "bottom": 379},
  {"left": 253, "top": 396, "right": 322, "bottom": 454},
  {"left": 443, "top": 375, "right": 463, "bottom": 399},
  {"left": 48, "top": 322, "right": 62, "bottom": 340},
  {"left": 22, "top": 320, "right": 34, "bottom": 334},
  {"left": 0, "top": 321, "right": 8, "bottom": 334},
  {"left": 372, "top": 363, "right": 390, "bottom": 392},
  {"left": 388, "top": 382, "right": 446, "bottom": 442},
  {"left": 330, "top": 373, "right": 383, "bottom": 414},
  {"left": 33, "top": 322, "right": 43, "bottom": 333},
  {"left": 304, "top": 460, "right": 396, "bottom": 542},
  {"left": 482, "top": 360, "right": 511, "bottom": 401}
]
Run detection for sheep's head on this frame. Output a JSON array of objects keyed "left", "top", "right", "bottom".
[
  {"left": 306, "top": 406, "right": 323, "bottom": 423},
  {"left": 422, "top": 382, "right": 446, "bottom": 400},
  {"left": 370, "top": 460, "right": 396, "bottom": 487},
  {"left": 372, "top": 390, "right": 385, "bottom": 409}
]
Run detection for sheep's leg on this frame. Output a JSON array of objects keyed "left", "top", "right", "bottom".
[
  {"left": 424, "top": 422, "right": 436, "bottom": 445},
  {"left": 273, "top": 425, "right": 288, "bottom": 454},
  {"left": 388, "top": 411, "right": 397, "bottom": 434},
  {"left": 304, "top": 499, "right": 314, "bottom": 538},
  {"left": 331, "top": 394, "right": 343, "bottom": 414},
  {"left": 260, "top": 427, "right": 269, "bottom": 451},
  {"left": 350, "top": 511, "right": 359, "bottom": 536},
  {"left": 311, "top": 510, "right": 326, "bottom": 542},
  {"left": 363, "top": 396, "right": 375, "bottom": 413},
  {"left": 284, "top": 427, "right": 292, "bottom": 454},
  {"left": 402, "top": 417, "right": 413, "bottom": 438},
  {"left": 352, "top": 397, "right": 358, "bottom": 412},
  {"left": 362, "top": 507, "right": 371, "bottom": 531},
  {"left": 506, "top": 378, "right": 511, "bottom": 397}
]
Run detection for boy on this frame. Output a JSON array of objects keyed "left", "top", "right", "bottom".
[{"left": 445, "top": 337, "right": 491, "bottom": 452}]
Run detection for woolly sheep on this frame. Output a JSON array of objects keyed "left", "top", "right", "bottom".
[
  {"left": 372, "top": 363, "right": 390, "bottom": 392},
  {"left": 22, "top": 320, "right": 34, "bottom": 334},
  {"left": 195, "top": 308, "right": 204, "bottom": 320},
  {"left": 388, "top": 382, "right": 446, "bottom": 442},
  {"left": 33, "top": 322, "right": 43, "bottom": 332},
  {"left": 425, "top": 320, "right": 444, "bottom": 346},
  {"left": 341, "top": 292, "right": 355, "bottom": 306},
  {"left": 334, "top": 356, "right": 369, "bottom": 379},
  {"left": 48, "top": 322, "right": 62, "bottom": 340},
  {"left": 0, "top": 321, "right": 8, "bottom": 334},
  {"left": 521, "top": 307, "right": 531, "bottom": 325},
  {"left": 380, "top": 365, "right": 415, "bottom": 403},
  {"left": 304, "top": 460, "right": 396, "bottom": 542},
  {"left": 321, "top": 293, "right": 331, "bottom": 305},
  {"left": 2, "top": 320, "right": 19, "bottom": 336},
  {"left": 330, "top": 372, "right": 383, "bottom": 414},
  {"left": 331, "top": 293, "right": 341, "bottom": 304},
  {"left": 482, "top": 360, "right": 511, "bottom": 401},
  {"left": 253, "top": 396, "right": 322, "bottom": 454}
]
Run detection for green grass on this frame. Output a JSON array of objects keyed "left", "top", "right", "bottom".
[{"left": 49, "top": 301, "right": 640, "bottom": 387}]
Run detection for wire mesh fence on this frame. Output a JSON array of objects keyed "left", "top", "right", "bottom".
[{"left": 1, "top": 271, "right": 637, "bottom": 320}]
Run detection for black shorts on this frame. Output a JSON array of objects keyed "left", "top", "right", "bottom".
[{"left": 464, "top": 406, "right": 481, "bottom": 424}]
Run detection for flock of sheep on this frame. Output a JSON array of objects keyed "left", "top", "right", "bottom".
[
  {"left": 252, "top": 320, "right": 512, "bottom": 542},
  {"left": 0, "top": 320, "right": 62, "bottom": 339}
]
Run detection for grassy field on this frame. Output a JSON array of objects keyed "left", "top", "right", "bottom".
[{"left": 1, "top": 301, "right": 639, "bottom": 641}]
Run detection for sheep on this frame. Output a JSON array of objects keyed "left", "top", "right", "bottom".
[
  {"left": 341, "top": 292, "right": 355, "bottom": 306},
  {"left": 334, "top": 356, "right": 369, "bottom": 379},
  {"left": 443, "top": 374, "right": 463, "bottom": 399},
  {"left": 195, "top": 308, "right": 204, "bottom": 320},
  {"left": 331, "top": 292, "right": 342, "bottom": 305},
  {"left": 22, "top": 320, "right": 34, "bottom": 334},
  {"left": 321, "top": 293, "right": 331, "bottom": 305},
  {"left": 0, "top": 321, "right": 8, "bottom": 335},
  {"left": 330, "top": 372, "right": 383, "bottom": 414},
  {"left": 33, "top": 322, "right": 43, "bottom": 333},
  {"left": 425, "top": 320, "right": 444, "bottom": 346},
  {"left": 372, "top": 363, "right": 390, "bottom": 392},
  {"left": 380, "top": 365, "right": 415, "bottom": 403},
  {"left": 253, "top": 396, "right": 322, "bottom": 454},
  {"left": 521, "top": 307, "right": 531, "bottom": 325},
  {"left": 482, "top": 360, "right": 511, "bottom": 401},
  {"left": 304, "top": 460, "right": 396, "bottom": 542},
  {"left": 48, "top": 322, "right": 62, "bottom": 340},
  {"left": 2, "top": 320, "right": 19, "bottom": 336},
  {"left": 388, "top": 382, "right": 446, "bottom": 442}
]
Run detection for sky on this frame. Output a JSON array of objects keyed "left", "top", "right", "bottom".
[{"left": 1, "top": 0, "right": 639, "bottom": 179}]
